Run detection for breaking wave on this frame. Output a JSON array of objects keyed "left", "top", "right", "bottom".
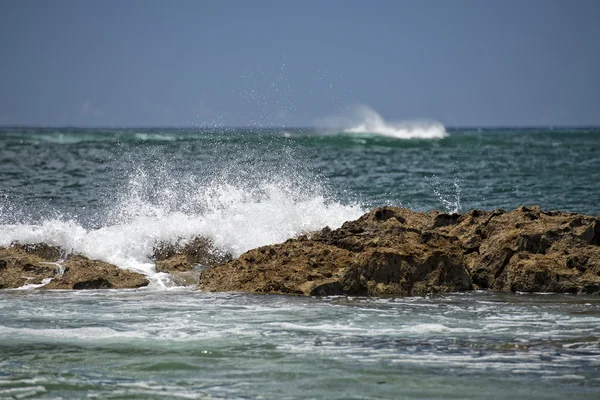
[
  {"left": 342, "top": 105, "right": 447, "bottom": 139},
  {"left": 0, "top": 171, "right": 364, "bottom": 280}
]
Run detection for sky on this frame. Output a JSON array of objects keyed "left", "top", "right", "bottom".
[{"left": 0, "top": 0, "right": 599, "bottom": 127}]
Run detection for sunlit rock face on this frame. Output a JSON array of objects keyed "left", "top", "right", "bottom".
[{"left": 200, "top": 206, "right": 600, "bottom": 296}]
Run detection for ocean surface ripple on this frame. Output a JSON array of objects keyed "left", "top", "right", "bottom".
[{"left": 0, "top": 291, "right": 599, "bottom": 399}]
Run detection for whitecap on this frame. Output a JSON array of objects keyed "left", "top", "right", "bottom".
[{"left": 343, "top": 105, "right": 448, "bottom": 139}]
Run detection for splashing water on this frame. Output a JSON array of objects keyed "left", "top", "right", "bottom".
[
  {"left": 343, "top": 105, "right": 448, "bottom": 139},
  {"left": 0, "top": 170, "right": 364, "bottom": 278},
  {"left": 433, "top": 176, "right": 462, "bottom": 213}
]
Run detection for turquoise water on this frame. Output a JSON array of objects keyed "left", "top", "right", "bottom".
[
  {"left": 1, "top": 128, "right": 599, "bottom": 222},
  {"left": 1, "top": 126, "right": 600, "bottom": 398}
]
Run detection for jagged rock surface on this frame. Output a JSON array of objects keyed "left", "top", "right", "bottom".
[
  {"left": 0, "top": 244, "right": 149, "bottom": 290},
  {"left": 152, "top": 237, "right": 232, "bottom": 273},
  {"left": 199, "top": 206, "right": 600, "bottom": 296},
  {"left": 44, "top": 255, "right": 149, "bottom": 289}
]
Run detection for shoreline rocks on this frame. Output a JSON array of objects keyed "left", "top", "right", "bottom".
[
  {"left": 199, "top": 206, "right": 600, "bottom": 296},
  {"left": 1, "top": 205, "right": 599, "bottom": 295},
  {"left": 152, "top": 237, "right": 232, "bottom": 273},
  {"left": 0, "top": 243, "right": 149, "bottom": 290}
]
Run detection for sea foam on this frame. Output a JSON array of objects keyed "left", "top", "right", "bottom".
[
  {"left": 0, "top": 175, "right": 364, "bottom": 279},
  {"left": 342, "top": 105, "right": 447, "bottom": 139}
]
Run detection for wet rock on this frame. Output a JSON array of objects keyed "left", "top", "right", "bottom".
[
  {"left": 152, "top": 237, "right": 232, "bottom": 273},
  {"left": 43, "top": 255, "right": 149, "bottom": 290},
  {"left": 437, "top": 205, "right": 600, "bottom": 292},
  {"left": 305, "top": 280, "right": 344, "bottom": 296},
  {"left": 200, "top": 240, "right": 354, "bottom": 295},
  {"left": 10, "top": 242, "right": 64, "bottom": 261},
  {"left": 200, "top": 206, "right": 473, "bottom": 296},
  {"left": 0, "top": 246, "right": 56, "bottom": 289},
  {"left": 0, "top": 245, "right": 149, "bottom": 290},
  {"left": 501, "top": 253, "right": 579, "bottom": 293},
  {"left": 200, "top": 205, "right": 600, "bottom": 296}
]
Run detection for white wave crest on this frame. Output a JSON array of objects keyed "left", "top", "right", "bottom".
[
  {"left": 342, "top": 105, "right": 447, "bottom": 139},
  {"left": 0, "top": 179, "right": 364, "bottom": 278}
]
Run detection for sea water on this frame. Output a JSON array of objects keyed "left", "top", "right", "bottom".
[
  {"left": 1, "top": 123, "right": 599, "bottom": 398},
  {"left": 1, "top": 291, "right": 599, "bottom": 399}
]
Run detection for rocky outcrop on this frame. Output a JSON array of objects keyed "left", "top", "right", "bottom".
[
  {"left": 10, "top": 242, "right": 64, "bottom": 262},
  {"left": 0, "top": 244, "right": 59, "bottom": 289},
  {"left": 199, "top": 206, "right": 600, "bottom": 296},
  {"left": 152, "top": 237, "right": 232, "bottom": 273},
  {"left": 44, "top": 255, "right": 149, "bottom": 289},
  {"left": 2, "top": 205, "right": 598, "bottom": 295},
  {"left": 0, "top": 244, "right": 149, "bottom": 290},
  {"left": 437, "top": 206, "right": 600, "bottom": 293}
]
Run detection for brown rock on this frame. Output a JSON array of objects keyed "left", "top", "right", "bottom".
[
  {"left": 438, "top": 205, "right": 600, "bottom": 292},
  {"left": 200, "top": 205, "right": 600, "bottom": 297},
  {"left": 152, "top": 237, "right": 232, "bottom": 273},
  {"left": 501, "top": 253, "right": 579, "bottom": 293},
  {"left": 200, "top": 206, "right": 473, "bottom": 296},
  {"left": 43, "top": 255, "right": 149, "bottom": 290},
  {"left": 0, "top": 245, "right": 149, "bottom": 290},
  {"left": 200, "top": 239, "right": 355, "bottom": 295},
  {"left": 0, "top": 246, "right": 56, "bottom": 288},
  {"left": 10, "top": 242, "right": 64, "bottom": 261}
]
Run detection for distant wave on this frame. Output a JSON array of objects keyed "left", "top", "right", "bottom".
[
  {"left": 0, "top": 130, "right": 187, "bottom": 144},
  {"left": 341, "top": 106, "right": 447, "bottom": 139}
]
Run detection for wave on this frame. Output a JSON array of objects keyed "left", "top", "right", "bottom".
[
  {"left": 341, "top": 106, "right": 448, "bottom": 139},
  {"left": 2, "top": 126, "right": 597, "bottom": 146},
  {"left": 0, "top": 173, "right": 364, "bottom": 281},
  {"left": 0, "top": 129, "right": 196, "bottom": 144}
]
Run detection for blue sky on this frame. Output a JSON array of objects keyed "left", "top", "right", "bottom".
[{"left": 0, "top": 0, "right": 599, "bottom": 127}]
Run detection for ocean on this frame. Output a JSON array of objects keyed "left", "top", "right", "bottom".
[{"left": 1, "top": 124, "right": 599, "bottom": 399}]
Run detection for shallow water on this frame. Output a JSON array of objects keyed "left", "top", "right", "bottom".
[{"left": 1, "top": 290, "right": 599, "bottom": 399}]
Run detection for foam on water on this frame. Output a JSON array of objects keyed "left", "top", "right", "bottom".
[
  {"left": 0, "top": 326, "right": 146, "bottom": 341},
  {"left": 0, "top": 173, "right": 364, "bottom": 279},
  {"left": 342, "top": 105, "right": 448, "bottom": 139}
]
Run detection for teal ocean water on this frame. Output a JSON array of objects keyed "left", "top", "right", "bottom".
[{"left": 1, "top": 125, "right": 600, "bottom": 398}]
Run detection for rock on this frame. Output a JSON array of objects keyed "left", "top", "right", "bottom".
[
  {"left": 152, "top": 237, "right": 232, "bottom": 273},
  {"left": 200, "top": 207, "right": 473, "bottom": 296},
  {"left": 501, "top": 253, "right": 579, "bottom": 293},
  {"left": 199, "top": 206, "right": 600, "bottom": 296},
  {"left": 201, "top": 239, "right": 356, "bottom": 295},
  {"left": 0, "top": 245, "right": 149, "bottom": 290},
  {"left": 437, "top": 205, "right": 600, "bottom": 292},
  {"left": 43, "top": 255, "right": 149, "bottom": 290},
  {"left": 10, "top": 242, "right": 64, "bottom": 261},
  {"left": 0, "top": 246, "right": 56, "bottom": 289},
  {"left": 155, "top": 254, "right": 195, "bottom": 273}
]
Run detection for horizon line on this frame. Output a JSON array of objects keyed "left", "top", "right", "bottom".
[{"left": 2, "top": 124, "right": 600, "bottom": 130}]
